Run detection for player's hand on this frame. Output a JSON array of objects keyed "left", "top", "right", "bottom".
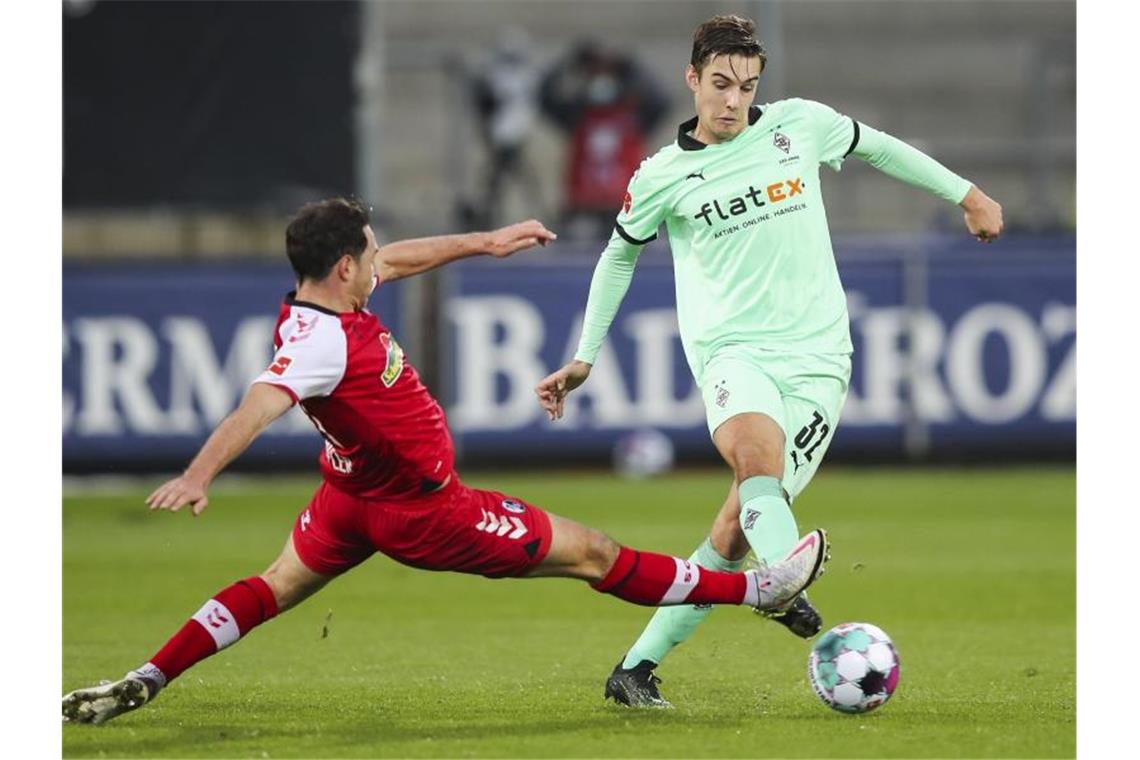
[
  {"left": 146, "top": 475, "right": 210, "bottom": 516},
  {"left": 535, "top": 360, "right": 592, "bottom": 421},
  {"left": 485, "top": 219, "right": 557, "bottom": 258},
  {"left": 960, "top": 185, "right": 1003, "bottom": 244}
]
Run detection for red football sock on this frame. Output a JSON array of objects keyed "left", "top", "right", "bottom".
[
  {"left": 591, "top": 546, "right": 753, "bottom": 607},
  {"left": 143, "top": 576, "right": 278, "bottom": 686}
]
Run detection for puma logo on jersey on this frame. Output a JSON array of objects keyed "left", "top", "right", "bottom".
[
  {"left": 379, "top": 332, "right": 406, "bottom": 387},
  {"left": 685, "top": 169, "right": 706, "bottom": 181}
]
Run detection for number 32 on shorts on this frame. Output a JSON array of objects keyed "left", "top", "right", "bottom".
[{"left": 790, "top": 411, "right": 830, "bottom": 475}]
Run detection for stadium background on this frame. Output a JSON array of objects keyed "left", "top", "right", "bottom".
[
  {"left": 61, "top": 1, "right": 1076, "bottom": 758},
  {"left": 62, "top": 0, "right": 1074, "bottom": 471}
]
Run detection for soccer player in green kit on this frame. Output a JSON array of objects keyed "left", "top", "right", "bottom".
[{"left": 535, "top": 14, "right": 1004, "bottom": 707}]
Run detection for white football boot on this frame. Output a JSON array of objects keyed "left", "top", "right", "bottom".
[
  {"left": 62, "top": 675, "right": 156, "bottom": 725},
  {"left": 745, "top": 528, "right": 830, "bottom": 612}
]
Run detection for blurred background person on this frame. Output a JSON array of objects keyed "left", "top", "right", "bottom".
[
  {"left": 539, "top": 40, "right": 669, "bottom": 239},
  {"left": 460, "top": 27, "right": 544, "bottom": 229}
]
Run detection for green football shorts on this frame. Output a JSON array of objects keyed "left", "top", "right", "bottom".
[{"left": 698, "top": 346, "right": 852, "bottom": 501}]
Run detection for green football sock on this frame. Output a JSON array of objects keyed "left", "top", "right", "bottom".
[
  {"left": 621, "top": 537, "right": 745, "bottom": 669},
  {"left": 738, "top": 475, "right": 799, "bottom": 564}
]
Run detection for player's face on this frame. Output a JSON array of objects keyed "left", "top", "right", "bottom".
[
  {"left": 686, "top": 54, "right": 762, "bottom": 144},
  {"left": 355, "top": 225, "right": 380, "bottom": 306}
]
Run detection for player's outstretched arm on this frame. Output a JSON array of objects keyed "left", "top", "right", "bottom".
[
  {"left": 145, "top": 383, "right": 294, "bottom": 515},
  {"left": 536, "top": 359, "right": 592, "bottom": 421},
  {"left": 374, "top": 219, "right": 557, "bottom": 282},
  {"left": 851, "top": 123, "right": 1003, "bottom": 242}
]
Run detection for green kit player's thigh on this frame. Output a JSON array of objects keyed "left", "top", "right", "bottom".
[
  {"left": 700, "top": 347, "right": 787, "bottom": 442},
  {"left": 778, "top": 352, "right": 851, "bottom": 500},
  {"left": 700, "top": 348, "right": 850, "bottom": 500}
]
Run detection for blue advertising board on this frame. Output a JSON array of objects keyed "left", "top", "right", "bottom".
[
  {"left": 62, "top": 235, "right": 1074, "bottom": 469},
  {"left": 62, "top": 262, "right": 402, "bottom": 467},
  {"left": 444, "top": 234, "right": 1075, "bottom": 459}
]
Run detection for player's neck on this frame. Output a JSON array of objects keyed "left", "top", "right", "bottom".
[
  {"left": 691, "top": 120, "right": 722, "bottom": 145},
  {"left": 294, "top": 283, "right": 355, "bottom": 314}
]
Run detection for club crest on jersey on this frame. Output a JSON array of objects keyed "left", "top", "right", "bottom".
[
  {"left": 715, "top": 380, "right": 730, "bottom": 408},
  {"left": 774, "top": 131, "right": 791, "bottom": 153},
  {"left": 501, "top": 499, "right": 526, "bottom": 514},
  {"left": 379, "top": 333, "right": 406, "bottom": 387}
]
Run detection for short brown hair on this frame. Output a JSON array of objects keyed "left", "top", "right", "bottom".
[
  {"left": 690, "top": 14, "right": 766, "bottom": 75},
  {"left": 285, "top": 197, "right": 370, "bottom": 284}
]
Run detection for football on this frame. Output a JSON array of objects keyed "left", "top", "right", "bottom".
[{"left": 808, "top": 622, "right": 900, "bottom": 714}]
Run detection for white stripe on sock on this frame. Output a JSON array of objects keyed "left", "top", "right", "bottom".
[
  {"left": 661, "top": 558, "right": 701, "bottom": 604},
  {"left": 742, "top": 572, "right": 760, "bottom": 607},
  {"left": 191, "top": 599, "right": 240, "bottom": 650}
]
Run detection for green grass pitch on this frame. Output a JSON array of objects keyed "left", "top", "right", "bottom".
[{"left": 63, "top": 467, "right": 1074, "bottom": 758}]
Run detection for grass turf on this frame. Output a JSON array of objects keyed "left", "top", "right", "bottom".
[{"left": 63, "top": 467, "right": 1074, "bottom": 758}]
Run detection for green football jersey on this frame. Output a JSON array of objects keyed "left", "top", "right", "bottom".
[{"left": 615, "top": 98, "right": 859, "bottom": 381}]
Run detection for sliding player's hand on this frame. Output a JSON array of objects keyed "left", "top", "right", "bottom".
[
  {"left": 960, "top": 185, "right": 1003, "bottom": 244},
  {"left": 485, "top": 219, "right": 557, "bottom": 258},
  {"left": 146, "top": 475, "right": 210, "bottom": 516},
  {"left": 535, "top": 360, "right": 592, "bottom": 421}
]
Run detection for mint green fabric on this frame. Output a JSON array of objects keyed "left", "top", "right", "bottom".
[
  {"left": 572, "top": 97, "right": 970, "bottom": 383},
  {"left": 622, "top": 537, "right": 744, "bottom": 668},
  {"left": 738, "top": 475, "right": 798, "bottom": 563},
  {"left": 852, "top": 123, "right": 972, "bottom": 204}
]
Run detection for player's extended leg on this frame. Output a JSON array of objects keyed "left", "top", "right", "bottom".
[
  {"left": 525, "top": 512, "right": 824, "bottom": 614},
  {"left": 616, "top": 481, "right": 747, "bottom": 663},
  {"left": 62, "top": 536, "right": 333, "bottom": 725},
  {"left": 603, "top": 414, "right": 815, "bottom": 705}
]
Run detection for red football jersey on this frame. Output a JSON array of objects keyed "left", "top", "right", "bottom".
[{"left": 252, "top": 292, "right": 455, "bottom": 500}]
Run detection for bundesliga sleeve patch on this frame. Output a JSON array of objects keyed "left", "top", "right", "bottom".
[
  {"left": 267, "top": 356, "right": 293, "bottom": 376},
  {"left": 623, "top": 191, "right": 633, "bottom": 214}
]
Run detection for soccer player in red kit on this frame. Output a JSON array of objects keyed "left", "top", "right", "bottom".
[{"left": 62, "top": 198, "right": 829, "bottom": 724}]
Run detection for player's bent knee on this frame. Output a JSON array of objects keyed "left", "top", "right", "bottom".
[
  {"left": 260, "top": 549, "right": 330, "bottom": 612},
  {"left": 730, "top": 440, "right": 784, "bottom": 480}
]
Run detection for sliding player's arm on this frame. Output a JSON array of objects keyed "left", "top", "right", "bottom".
[
  {"left": 850, "top": 124, "right": 1003, "bottom": 242},
  {"left": 375, "top": 219, "right": 557, "bottom": 283},
  {"left": 145, "top": 383, "right": 294, "bottom": 515}
]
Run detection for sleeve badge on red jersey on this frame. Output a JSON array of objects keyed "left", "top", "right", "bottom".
[
  {"left": 379, "top": 333, "right": 406, "bottom": 387},
  {"left": 268, "top": 356, "right": 293, "bottom": 376}
]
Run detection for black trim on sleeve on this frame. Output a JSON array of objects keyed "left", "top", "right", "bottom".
[
  {"left": 843, "top": 119, "right": 861, "bottom": 158},
  {"left": 614, "top": 222, "right": 658, "bottom": 246}
]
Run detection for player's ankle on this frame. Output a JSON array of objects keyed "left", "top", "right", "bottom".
[{"left": 128, "top": 662, "right": 168, "bottom": 698}]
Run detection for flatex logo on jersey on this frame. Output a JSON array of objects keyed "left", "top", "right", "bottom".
[{"left": 693, "top": 177, "right": 808, "bottom": 238}]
